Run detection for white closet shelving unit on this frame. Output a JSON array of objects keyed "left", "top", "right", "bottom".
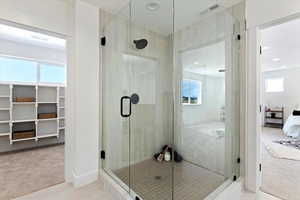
[{"left": 0, "top": 83, "right": 65, "bottom": 144}]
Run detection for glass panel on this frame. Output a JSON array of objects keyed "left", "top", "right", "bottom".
[
  {"left": 40, "top": 63, "right": 65, "bottom": 83},
  {"left": 0, "top": 57, "right": 37, "bottom": 82},
  {"left": 173, "top": 1, "right": 243, "bottom": 199},
  {"left": 101, "top": 5, "right": 131, "bottom": 192},
  {"left": 129, "top": 0, "right": 174, "bottom": 199}
]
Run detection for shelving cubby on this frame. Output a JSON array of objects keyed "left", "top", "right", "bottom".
[
  {"left": 0, "top": 84, "right": 10, "bottom": 97},
  {"left": 11, "top": 121, "right": 36, "bottom": 143},
  {"left": 0, "top": 110, "right": 10, "bottom": 122},
  {"left": 0, "top": 98, "right": 10, "bottom": 110},
  {"left": 37, "top": 120, "right": 58, "bottom": 139},
  {"left": 37, "top": 103, "right": 57, "bottom": 119},
  {"left": 0, "top": 123, "right": 10, "bottom": 136},
  {"left": 12, "top": 104, "right": 36, "bottom": 122},
  {"left": 0, "top": 85, "right": 11, "bottom": 112},
  {"left": 38, "top": 86, "right": 57, "bottom": 103},
  {"left": 0, "top": 83, "right": 66, "bottom": 146},
  {"left": 13, "top": 85, "right": 36, "bottom": 103},
  {"left": 59, "top": 87, "right": 65, "bottom": 98},
  {"left": 59, "top": 108, "right": 65, "bottom": 118},
  {"left": 59, "top": 118, "right": 65, "bottom": 129}
]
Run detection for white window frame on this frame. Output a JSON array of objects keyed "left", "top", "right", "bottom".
[
  {"left": 182, "top": 79, "right": 202, "bottom": 105},
  {"left": 0, "top": 54, "right": 66, "bottom": 86}
]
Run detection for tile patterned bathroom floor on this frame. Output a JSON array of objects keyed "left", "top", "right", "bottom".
[{"left": 115, "top": 159, "right": 226, "bottom": 200}]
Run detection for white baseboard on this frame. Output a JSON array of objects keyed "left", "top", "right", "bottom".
[
  {"left": 72, "top": 169, "right": 98, "bottom": 188},
  {"left": 99, "top": 169, "right": 132, "bottom": 200},
  {"left": 214, "top": 178, "right": 242, "bottom": 200}
]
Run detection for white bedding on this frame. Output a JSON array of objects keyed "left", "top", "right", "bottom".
[{"left": 283, "top": 115, "right": 300, "bottom": 138}]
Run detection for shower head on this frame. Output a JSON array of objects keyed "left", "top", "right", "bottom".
[{"left": 133, "top": 39, "right": 148, "bottom": 49}]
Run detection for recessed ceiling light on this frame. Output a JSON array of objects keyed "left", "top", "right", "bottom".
[
  {"left": 194, "top": 62, "right": 199, "bottom": 65},
  {"left": 272, "top": 58, "right": 280, "bottom": 62},
  {"left": 146, "top": 1, "right": 160, "bottom": 11}
]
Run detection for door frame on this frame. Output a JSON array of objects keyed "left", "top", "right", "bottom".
[
  {"left": 0, "top": 18, "right": 72, "bottom": 183},
  {"left": 245, "top": 12, "right": 300, "bottom": 193}
]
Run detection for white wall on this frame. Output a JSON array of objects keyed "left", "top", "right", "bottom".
[
  {"left": 0, "top": 0, "right": 72, "bottom": 36},
  {"left": 245, "top": 0, "right": 300, "bottom": 193},
  {"left": 71, "top": 0, "right": 100, "bottom": 187},
  {"left": 0, "top": 0, "right": 101, "bottom": 187},
  {"left": 246, "top": 0, "right": 300, "bottom": 28},
  {"left": 262, "top": 68, "right": 300, "bottom": 122},
  {"left": 0, "top": 38, "right": 66, "bottom": 64}
]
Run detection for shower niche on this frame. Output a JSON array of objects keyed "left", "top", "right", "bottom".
[{"left": 101, "top": 0, "right": 244, "bottom": 199}]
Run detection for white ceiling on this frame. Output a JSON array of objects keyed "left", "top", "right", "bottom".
[
  {"left": 82, "top": 0, "right": 130, "bottom": 13},
  {"left": 0, "top": 23, "right": 66, "bottom": 50},
  {"left": 93, "top": 0, "right": 242, "bottom": 36},
  {"left": 132, "top": 0, "right": 242, "bottom": 36},
  {"left": 261, "top": 18, "right": 300, "bottom": 72},
  {"left": 182, "top": 41, "right": 225, "bottom": 77}
]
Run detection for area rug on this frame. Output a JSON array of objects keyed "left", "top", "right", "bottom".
[
  {"left": 274, "top": 139, "right": 300, "bottom": 149},
  {"left": 263, "top": 141, "right": 300, "bottom": 161}
]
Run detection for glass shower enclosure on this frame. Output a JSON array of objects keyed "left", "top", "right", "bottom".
[{"left": 102, "top": 0, "right": 244, "bottom": 200}]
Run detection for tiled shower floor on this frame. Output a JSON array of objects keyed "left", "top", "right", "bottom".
[{"left": 115, "top": 159, "right": 226, "bottom": 200}]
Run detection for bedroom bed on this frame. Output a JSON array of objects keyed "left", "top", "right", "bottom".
[{"left": 283, "top": 114, "right": 300, "bottom": 138}]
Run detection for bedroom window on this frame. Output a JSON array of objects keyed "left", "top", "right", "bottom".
[
  {"left": 0, "top": 56, "right": 65, "bottom": 84},
  {"left": 182, "top": 79, "right": 202, "bottom": 105},
  {"left": 40, "top": 63, "right": 66, "bottom": 84},
  {"left": 0, "top": 56, "right": 37, "bottom": 83},
  {"left": 265, "top": 78, "right": 284, "bottom": 93}
]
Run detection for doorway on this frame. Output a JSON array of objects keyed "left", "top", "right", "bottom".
[
  {"left": 0, "top": 21, "right": 67, "bottom": 199},
  {"left": 258, "top": 16, "right": 300, "bottom": 200}
]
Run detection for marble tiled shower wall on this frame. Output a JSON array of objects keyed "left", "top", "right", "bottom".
[{"left": 102, "top": 9, "right": 173, "bottom": 172}]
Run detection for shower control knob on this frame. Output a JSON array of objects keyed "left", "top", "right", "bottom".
[{"left": 131, "top": 93, "right": 140, "bottom": 104}]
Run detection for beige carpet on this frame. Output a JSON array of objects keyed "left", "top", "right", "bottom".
[
  {"left": 261, "top": 128, "right": 300, "bottom": 200},
  {"left": 14, "top": 181, "right": 114, "bottom": 200},
  {"left": 0, "top": 145, "right": 65, "bottom": 200},
  {"left": 115, "top": 159, "right": 226, "bottom": 200}
]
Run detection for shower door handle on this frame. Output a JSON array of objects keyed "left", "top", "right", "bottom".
[{"left": 120, "top": 96, "right": 131, "bottom": 117}]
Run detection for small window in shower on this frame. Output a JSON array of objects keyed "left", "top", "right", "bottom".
[{"left": 182, "top": 79, "right": 202, "bottom": 105}]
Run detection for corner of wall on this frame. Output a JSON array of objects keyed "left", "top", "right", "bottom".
[{"left": 72, "top": 169, "right": 99, "bottom": 188}]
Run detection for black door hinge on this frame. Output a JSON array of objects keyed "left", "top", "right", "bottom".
[
  {"left": 260, "top": 45, "right": 262, "bottom": 55},
  {"left": 101, "top": 37, "right": 106, "bottom": 46},
  {"left": 259, "top": 105, "right": 262, "bottom": 113},
  {"left": 233, "top": 175, "right": 237, "bottom": 181},
  {"left": 237, "top": 34, "right": 241, "bottom": 40},
  {"left": 259, "top": 164, "right": 262, "bottom": 172},
  {"left": 237, "top": 157, "right": 241, "bottom": 164},
  {"left": 100, "top": 150, "right": 105, "bottom": 159}
]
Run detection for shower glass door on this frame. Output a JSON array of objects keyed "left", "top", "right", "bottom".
[
  {"left": 128, "top": 0, "right": 174, "bottom": 199},
  {"left": 102, "top": 6, "right": 131, "bottom": 191},
  {"left": 102, "top": 0, "right": 244, "bottom": 200}
]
